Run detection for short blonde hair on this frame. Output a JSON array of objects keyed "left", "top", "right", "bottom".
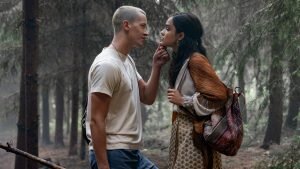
[{"left": 112, "top": 6, "right": 146, "bottom": 33}]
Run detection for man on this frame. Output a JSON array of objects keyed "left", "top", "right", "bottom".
[{"left": 86, "top": 6, "right": 169, "bottom": 169}]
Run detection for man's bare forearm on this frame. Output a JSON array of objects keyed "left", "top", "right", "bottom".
[
  {"left": 142, "top": 66, "right": 162, "bottom": 105},
  {"left": 90, "top": 120, "right": 110, "bottom": 169},
  {"left": 140, "top": 45, "right": 169, "bottom": 105}
]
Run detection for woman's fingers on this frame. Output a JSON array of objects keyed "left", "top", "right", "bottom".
[
  {"left": 167, "top": 89, "right": 176, "bottom": 103},
  {"left": 168, "top": 88, "right": 175, "bottom": 92}
]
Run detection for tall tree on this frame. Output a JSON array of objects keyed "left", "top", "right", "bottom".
[
  {"left": 80, "top": 69, "right": 88, "bottom": 159},
  {"left": 262, "top": 1, "right": 285, "bottom": 148},
  {"left": 55, "top": 75, "right": 65, "bottom": 147},
  {"left": 69, "top": 50, "right": 79, "bottom": 155},
  {"left": 261, "top": 0, "right": 300, "bottom": 147},
  {"left": 41, "top": 81, "right": 51, "bottom": 144},
  {"left": 285, "top": 50, "right": 300, "bottom": 129},
  {"left": 236, "top": 0, "right": 250, "bottom": 123},
  {"left": 66, "top": 84, "right": 71, "bottom": 135},
  {"left": 262, "top": 39, "right": 284, "bottom": 147},
  {"left": 68, "top": 0, "right": 81, "bottom": 155},
  {"left": 15, "top": 0, "right": 39, "bottom": 168},
  {"left": 284, "top": 0, "right": 300, "bottom": 130},
  {"left": 79, "top": 0, "right": 89, "bottom": 160}
]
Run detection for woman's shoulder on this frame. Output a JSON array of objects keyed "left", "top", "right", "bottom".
[
  {"left": 189, "top": 52, "right": 210, "bottom": 64},
  {"left": 188, "top": 52, "right": 211, "bottom": 68}
]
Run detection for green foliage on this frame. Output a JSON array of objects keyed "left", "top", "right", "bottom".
[
  {"left": 210, "top": 0, "right": 300, "bottom": 146},
  {"left": 0, "top": 2, "right": 22, "bottom": 86},
  {"left": 255, "top": 137, "right": 300, "bottom": 169},
  {"left": 0, "top": 5, "right": 21, "bottom": 45}
]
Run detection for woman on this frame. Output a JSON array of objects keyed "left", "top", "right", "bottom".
[{"left": 160, "top": 13, "right": 228, "bottom": 169}]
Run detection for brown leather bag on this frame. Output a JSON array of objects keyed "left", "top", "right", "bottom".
[{"left": 192, "top": 87, "right": 244, "bottom": 156}]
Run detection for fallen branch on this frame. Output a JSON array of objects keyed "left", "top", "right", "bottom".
[{"left": 0, "top": 142, "right": 66, "bottom": 169}]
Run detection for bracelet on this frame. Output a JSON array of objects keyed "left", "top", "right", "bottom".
[{"left": 182, "top": 95, "right": 193, "bottom": 108}]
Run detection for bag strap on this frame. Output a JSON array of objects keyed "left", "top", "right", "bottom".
[
  {"left": 175, "top": 58, "right": 209, "bottom": 121},
  {"left": 171, "top": 58, "right": 189, "bottom": 122},
  {"left": 174, "top": 58, "right": 189, "bottom": 90},
  {"left": 81, "top": 97, "right": 90, "bottom": 144}
]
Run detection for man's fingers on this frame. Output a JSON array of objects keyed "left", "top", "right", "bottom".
[
  {"left": 156, "top": 45, "right": 165, "bottom": 51},
  {"left": 155, "top": 49, "right": 164, "bottom": 56},
  {"left": 158, "top": 49, "right": 167, "bottom": 54},
  {"left": 162, "top": 54, "right": 169, "bottom": 59}
]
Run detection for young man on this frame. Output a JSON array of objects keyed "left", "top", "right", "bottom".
[{"left": 86, "top": 6, "right": 169, "bottom": 169}]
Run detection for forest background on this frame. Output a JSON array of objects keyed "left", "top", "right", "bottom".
[{"left": 0, "top": 0, "right": 299, "bottom": 169}]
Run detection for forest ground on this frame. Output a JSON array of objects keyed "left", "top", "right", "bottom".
[
  {"left": 0, "top": 122, "right": 297, "bottom": 169},
  {"left": 0, "top": 141, "right": 289, "bottom": 169}
]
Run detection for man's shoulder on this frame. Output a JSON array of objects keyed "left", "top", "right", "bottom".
[
  {"left": 95, "top": 48, "right": 117, "bottom": 60},
  {"left": 92, "top": 48, "right": 120, "bottom": 68},
  {"left": 91, "top": 59, "right": 119, "bottom": 73}
]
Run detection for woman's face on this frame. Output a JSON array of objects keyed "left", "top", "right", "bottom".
[{"left": 160, "top": 17, "right": 180, "bottom": 49}]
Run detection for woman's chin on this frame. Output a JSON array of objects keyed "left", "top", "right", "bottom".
[{"left": 159, "top": 41, "right": 167, "bottom": 46}]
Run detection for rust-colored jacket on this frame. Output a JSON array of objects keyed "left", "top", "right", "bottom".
[
  {"left": 173, "top": 53, "right": 228, "bottom": 119},
  {"left": 189, "top": 53, "right": 228, "bottom": 109}
]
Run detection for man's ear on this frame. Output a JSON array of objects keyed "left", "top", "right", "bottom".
[{"left": 123, "top": 20, "right": 130, "bottom": 31}]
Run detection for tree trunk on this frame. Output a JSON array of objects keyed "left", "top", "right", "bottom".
[
  {"left": 237, "top": 0, "right": 251, "bottom": 123},
  {"left": 285, "top": 55, "right": 300, "bottom": 129},
  {"left": 80, "top": 2, "right": 88, "bottom": 159},
  {"left": 15, "top": 51, "right": 27, "bottom": 169},
  {"left": 55, "top": 76, "right": 65, "bottom": 147},
  {"left": 80, "top": 67, "right": 88, "bottom": 159},
  {"left": 15, "top": 0, "right": 39, "bottom": 168},
  {"left": 262, "top": 31, "right": 283, "bottom": 148},
  {"left": 66, "top": 85, "right": 71, "bottom": 135},
  {"left": 69, "top": 68, "right": 79, "bottom": 155},
  {"left": 42, "top": 82, "right": 51, "bottom": 144}
]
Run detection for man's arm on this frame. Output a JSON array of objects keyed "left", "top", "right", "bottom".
[
  {"left": 90, "top": 92, "right": 111, "bottom": 169},
  {"left": 139, "top": 46, "right": 169, "bottom": 105}
]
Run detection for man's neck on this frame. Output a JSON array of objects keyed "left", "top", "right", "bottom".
[{"left": 111, "top": 35, "right": 132, "bottom": 55}]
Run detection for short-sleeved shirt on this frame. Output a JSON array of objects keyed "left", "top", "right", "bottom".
[{"left": 86, "top": 46, "right": 143, "bottom": 150}]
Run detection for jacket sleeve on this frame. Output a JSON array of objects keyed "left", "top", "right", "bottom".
[{"left": 184, "top": 53, "right": 228, "bottom": 116}]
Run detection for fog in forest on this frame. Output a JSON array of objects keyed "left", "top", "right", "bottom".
[{"left": 0, "top": 0, "right": 299, "bottom": 169}]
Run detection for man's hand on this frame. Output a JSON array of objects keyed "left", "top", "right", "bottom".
[
  {"left": 152, "top": 45, "right": 170, "bottom": 67},
  {"left": 138, "top": 45, "right": 170, "bottom": 105}
]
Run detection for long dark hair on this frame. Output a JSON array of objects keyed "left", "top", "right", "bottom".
[{"left": 169, "top": 12, "right": 207, "bottom": 87}]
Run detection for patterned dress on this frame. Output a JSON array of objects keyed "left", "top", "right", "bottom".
[
  {"left": 168, "top": 113, "right": 222, "bottom": 169},
  {"left": 168, "top": 54, "right": 227, "bottom": 169}
]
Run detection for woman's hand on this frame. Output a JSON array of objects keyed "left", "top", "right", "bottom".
[
  {"left": 152, "top": 45, "right": 170, "bottom": 68},
  {"left": 167, "top": 88, "right": 184, "bottom": 106}
]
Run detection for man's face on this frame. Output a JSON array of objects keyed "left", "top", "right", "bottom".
[{"left": 127, "top": 13, "right": 148, "bottom": 48}]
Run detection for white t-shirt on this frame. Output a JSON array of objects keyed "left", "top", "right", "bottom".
[{"left": 86, "top": 46, "right": 143, "bottom": 150}]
